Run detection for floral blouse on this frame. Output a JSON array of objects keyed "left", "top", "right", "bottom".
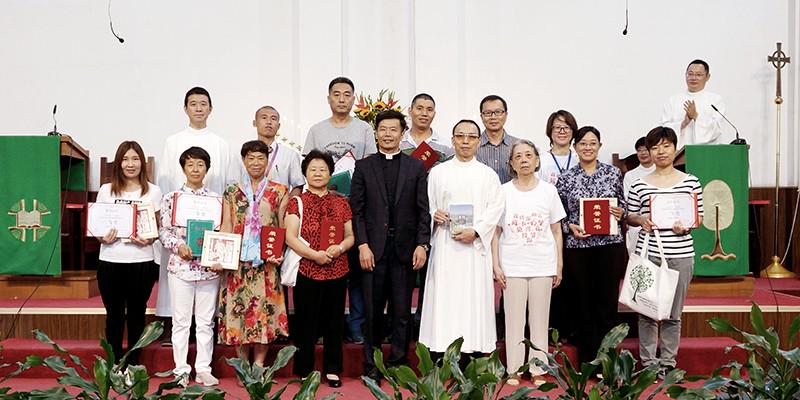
[
  {"left": 159, "top": 185, "right": 221, "bottom": 281},
  {"left": 285, "top": 190, "right": 352, "bottom": 280},
  {"left": 556, "top": 162, "right": 626, "bottom": 249}
]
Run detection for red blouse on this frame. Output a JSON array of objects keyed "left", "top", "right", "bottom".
[{"left": 286, "top": 191, "right": 351, "bottom": 280}]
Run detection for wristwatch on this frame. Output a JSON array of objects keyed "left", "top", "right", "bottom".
[{"left": 418, "top": 243, "right": 431, "bottom": 252}]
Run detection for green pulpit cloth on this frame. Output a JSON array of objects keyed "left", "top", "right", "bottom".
[
  {"left": 0, "top": 136, "right": 62, "bottom": 275},
  {"left": 685, "top": 144, "right": 749, "bottom": 276}
]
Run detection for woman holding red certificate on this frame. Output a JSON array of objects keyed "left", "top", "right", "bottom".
[
  {"left": 96, "top": 141, "right": 162, "bottom": 368},
  {"left": 158, "top": 146, "right": 221, "bottom": 387},
  {"left": 556, "top": 126, "right": 626, "bottom": 364},
  {"left": 625, "top": 127, "right": 703, "bottom": 378},
  {"left": 216, "top": 140, "right": 289, "bottom": 368},
  {"left": 285, "top": 149, "right": 355, "bottom": 388}
]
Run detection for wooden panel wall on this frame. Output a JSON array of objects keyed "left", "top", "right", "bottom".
[{"left": 750, "top": 187, "right": 800, "bottom": 274}]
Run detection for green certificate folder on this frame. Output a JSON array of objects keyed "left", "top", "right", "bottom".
[
  {"left": 187, "top": 219, "right": 214, "bottom": 257},
  {"left": 328, "top": 171, "right": 352, "bottom": 196}
]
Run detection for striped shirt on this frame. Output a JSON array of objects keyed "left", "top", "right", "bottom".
[
  {"left": 626, "top": 174, "right": 704, "bottom": 258},
  {"left": 476, "top": 130, "right": 519, "bottom": 184}
]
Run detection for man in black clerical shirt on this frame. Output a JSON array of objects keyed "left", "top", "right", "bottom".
[{"left": 350, "top": 110, "right": 431, "bottom": 386}]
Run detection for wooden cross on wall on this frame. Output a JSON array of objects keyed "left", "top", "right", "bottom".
[{"left": 768, "top": 42, "right": 791, "bottom": 102}]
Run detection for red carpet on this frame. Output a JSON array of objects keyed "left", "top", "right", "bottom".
[{"left": 1, "top": 278, "right": 799, "bottom": 311}]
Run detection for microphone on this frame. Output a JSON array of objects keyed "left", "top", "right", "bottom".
[
  {"left": 622, "top": 0, "right": 628, "bottom": 35},
  {"left": 108, "top": 0, "right": 125, "bottom": 43},
  {"left": 711, "top": 104, "right": 745, "bottom": 145},
  {"left": 47, "top": 104, "right": 61, "bottom": 136}
]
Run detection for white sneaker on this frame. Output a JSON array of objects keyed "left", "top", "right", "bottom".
[{"left": 195, "top": 372, "right": 219, "bottom": 386}]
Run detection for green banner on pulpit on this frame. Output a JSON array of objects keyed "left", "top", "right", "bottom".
[
  {"left": 0, "top": 136, "right": 62, "bottom": 275},
  {"left": 685, "top": 144, "right": 749, "bottom": 276}
]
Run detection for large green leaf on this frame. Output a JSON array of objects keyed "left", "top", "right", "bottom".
[
  {"left": 362, "top": 376, "right": 392, "bottom": 400},
  {"left": 749, "top": 302, "right": 768, "bottom": 337},
  {"left": 129, "top": 364, "right": 150, "bottom": 398},
  {"left": 32, "top": 330, "right": 67, "bottom": 354},
  {"left": 100, "top": 338, "right": 115, "bottom": 366},
  {"left": 266, "top": 345, "right": 296, "bottom": 377},
  {"left": 25, "top": 387, "right": 73, "bottom": 400},
  {"left": 295, "top": 371, "right": 321, "bottom": 400},
  {"left": 57, "top": 374, "right": 99, "bottom": 394},
  {"left": 393, "top": 365, "right": 420, "bottom": 390},
  {"left": 788, "top": 315, "right": 800, "bottom": 347},
  {"left": 92, "top": 357, "right": 110, "bottom": 399},
  {"left": 599, "top": 324, "right": 629, "bottom": 350},
  {"left": 707, "top": 317, "right": 738, "bottom": 334},
  {"left": 416, "top": 342, "right": 434, "bottom": 375},
  {"left": 503, "top": 387, "right": 536, "bottom": 400}
]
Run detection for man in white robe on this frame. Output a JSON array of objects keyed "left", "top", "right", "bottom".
[
  {"left": 154, "top": 87, "right": 235, "bottom": 342},
  {"left": 419, "top": 119, "right": 505, "bottom": 354},
  {"left": 660, "top": 59, "right": 727, "bottom": 147}
]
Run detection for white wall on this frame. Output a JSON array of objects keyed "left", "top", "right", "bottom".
[{"left": 0, "top": 0, "right": 795, "bottom": 189}]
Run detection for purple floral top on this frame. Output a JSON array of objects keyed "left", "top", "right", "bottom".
[
  {"left": 159, "top": 185, "right": 221, "bottom": 281},
  {"left": 556, "top": 162, "right": 626, "bottom": 249}
]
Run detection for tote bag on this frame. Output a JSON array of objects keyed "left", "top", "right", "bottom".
[
  {"left": 280, "top": 196, "right": 309, "bottom": 287},
  {"left": 619, "top": 230, "right": 679, "bottom": 321}
]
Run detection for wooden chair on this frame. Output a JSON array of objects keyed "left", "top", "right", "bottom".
[
  {"left": 612, "top": 152, "right": 640, "bottom": 176},
  {"left": 99, "top": 156, "right": 155, "bottom": 184}
]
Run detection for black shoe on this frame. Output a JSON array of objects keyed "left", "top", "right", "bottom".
[
  {"left": 364, "top": 369, "right": 382, "bottom": 387},
  {"left": 326, "top": 374, "right": 342, "bottom": 388}
]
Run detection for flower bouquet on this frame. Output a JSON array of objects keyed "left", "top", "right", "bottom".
[{"left": 354, "top": 89, "right": 404, "bottom": 128}]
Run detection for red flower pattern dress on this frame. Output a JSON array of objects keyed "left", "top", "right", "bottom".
[{"left": 217, "top": 181, "right": 289, "bottom": 345}]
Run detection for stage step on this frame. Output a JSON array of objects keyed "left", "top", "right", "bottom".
[{"left": 0, "top": 337, "right": 742, "bottom": 379}]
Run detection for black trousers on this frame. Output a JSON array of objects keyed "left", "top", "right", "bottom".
[
  {"left": 549, "top": 233, "right": 574, "bottom": 342},
  {"left": 361, "top": 240, "right": 415, "bottom": 372},
  {"left": 97, "top": 260, "right": 158, "bottom": 366},
  {"left": 292, "top": 274, "right": 347, "bottom": 377},
  {"left": 565, "top": 242, "right": 625, "bottom": 363}
]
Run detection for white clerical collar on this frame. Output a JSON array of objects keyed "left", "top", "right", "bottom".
[{"left": 380, "top": 150, "right": 401, "bottom": 159}]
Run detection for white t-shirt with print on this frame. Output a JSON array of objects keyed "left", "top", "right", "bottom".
[
  {"left": 498, "top": 180, "right": 566, "bottom": 277},
  {"left": 96, "top": 182, "right": 163, "bottom": 263}
]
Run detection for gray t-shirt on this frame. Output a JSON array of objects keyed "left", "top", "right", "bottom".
[{"left": 303, "top": 117, "right": 376, "bottom": 160}]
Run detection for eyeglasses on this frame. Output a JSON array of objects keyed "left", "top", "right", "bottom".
[
  {"left": 453, "top": 133, "right": 480, "bottom": 141},
  {"left": 552, "top": 126, "right": 572, "bottom": 133},
  {"left": 480, "top": 110, "right": 506, "bottom": 117},
  {"left": 576, "top": 142, "right": 600, "bottom": 149},
  {"left": 685, "top": 72, "right": 707, "bottom": 78}
]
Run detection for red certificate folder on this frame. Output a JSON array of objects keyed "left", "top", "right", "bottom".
[
  {"left": 579, "top": 198, "right": 618, "bottom": 235},
  {"left": 260, "top": 226, "right": 286, "bottom": 259},
  {"left": 410, "top": 141, "right": 440, "bottom": 171},
  {"left": 318, "top": 219, "right": 344, "bottom": 250}
]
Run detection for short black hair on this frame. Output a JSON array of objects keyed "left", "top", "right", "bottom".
[
  {"left": 545, "top": 110, "right": 578, "bottom": 145},
  {"left": 240, "top": 140, "right": 271, "bottom": 158},
  {"left": 687, "top": 59, "right": 709, "bottom": 74},
  {"left": 184, "top": 87, "right": 212, "bottom": 108},
  {"left": 301, "top": 149, "right": 335, "bottom": 176},
  {"left": 179, "top": 146, "right": 211, "bottom": 169},
  {"left": 411, "top": 93, "right": 436, "bottom": 107},
  {"left": 646, "top": 127, "right": 678, "bottom": 149},
  {"left": 328, "top": 77, "right": 354, "bottom": 93},
  {"left": 634, "top": 136, "right": 647, "bottom": 150},
  {"left": 479, "top": 95, "right": 507, "bottom": 112},
  {"left": 375, "top": 110, "right": 408, "bottom": 131},
  {"left": 452, "top": 119, "right": 481, "bottom": 136},
  {"left": 573, "top": 126, "right": 601, "bottom": 144}
]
